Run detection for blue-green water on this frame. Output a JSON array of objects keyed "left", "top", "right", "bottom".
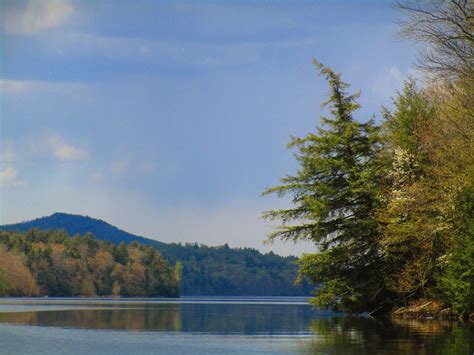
[{"left": 0, "top": 297, "right": 472, "bottom": 354}]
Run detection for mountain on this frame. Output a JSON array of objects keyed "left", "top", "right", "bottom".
[
  {"left": 1, "top": 213, "right": 311, "bottom": 296},
  {"left": 0, "top": 213, "right": 165, "bottom": 248}
]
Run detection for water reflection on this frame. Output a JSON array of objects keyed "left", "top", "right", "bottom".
[
  {"left": 305, "top": 316, "right": 474, "bottom": 354},
  {"left": 0, "top": 300, "right": 472, "bottom": 354},
  {"left": 0, "top": 303, "right": 325, "bottom": 334},
  {"left": 0, "top": 306, "right": 181, "bottom": 332}
]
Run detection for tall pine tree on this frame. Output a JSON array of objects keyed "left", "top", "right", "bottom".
[{"left": 263, "top": 61, "right": 385, "bottom": 312}]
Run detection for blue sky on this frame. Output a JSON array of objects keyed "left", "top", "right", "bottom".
[{"left": 0, "top": 0, "right": 417, "bottom": 255}]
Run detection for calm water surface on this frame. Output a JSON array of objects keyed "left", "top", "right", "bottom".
[{"left": 0, "top": 297, "right": 472, "bottom": 354}]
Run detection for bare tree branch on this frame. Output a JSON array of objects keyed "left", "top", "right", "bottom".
[{"left": 397, "top": 0, "right": 474, "bottom": 81}]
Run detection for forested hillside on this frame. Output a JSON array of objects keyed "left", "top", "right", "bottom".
[
  {"left": 1, "top": 213, "right": 311, "bottom": 296},
  {"left": 0, "top": 212, "right": 166, "bottom": 248},
  {"left": 159, "top": 243, "right": 306, "bottom": 295},
  {"left": 263, "top": 0, "right": 474, "bottom": 316},
  {"left": 0, "top": 229, "right": 180, "bottom": 297}
]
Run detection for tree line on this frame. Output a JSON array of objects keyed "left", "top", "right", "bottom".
[
  {"left": 263, "top": 0, "right": 474, "bottom": 315},
  {"left": 159, "top": 242, "right": 311, "bottom": 296},
  {"left": 1, "top": 212, "right": 312, "bottom": 296},
  {"left": 0, "top": 229, "right": 180, "bottom": 297}
]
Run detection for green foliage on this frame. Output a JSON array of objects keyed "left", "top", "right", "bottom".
[
  {"left": 382, "top": 78, "right": 434, "bottom": 152},
  {"left": 435, "top": 235, "right": 474, "bottom": 313},
  {"left": 264, "top": 0, "right": 473, "bottom": 314},
  {"left": 174, "top": 261, "right": 183, "bottom": 282},
  {"left": 0, "top": 268, "right": 13, "bottom": 296},
  {"left": 162, "top": 243, "right": 310, "bottom": 296},
  {"left": 0, "top": 229, "right": 179, "bottom": 297},
  {"left": 263, "top": 61, "right": 385, "bottom": 312},
  {"left": 265, "top": 57, "right": 473, "bottom": 313},
  {"left": 377, "top": 81, "right": 448, "bottom": 302},
  {"left": 0, "top": 213, "right": 310, "bottom": 296},
  {"left": 434, "top": 173, "right": 474, "bottom": 313}
]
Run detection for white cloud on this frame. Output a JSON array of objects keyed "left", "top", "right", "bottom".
[
  {"left": 109, "top": 158, "right": 158, "bottom": 179},
  {"left": 1, "top": 145, "right": 16, "bottom": 163},
  {"left": 2, "top": 134, "right": 89, "bottom": 163},
  {"left": 389, "top": 67, "right": 403, "bottom": 83},
  {"left": 370, "top": 66, "right": 419, "bottom": 104},
  {"left": 90, "top": 172, "right": 104, "bottom": 182},
  {"left": 48, "top": 134, "right": 89, "bottom": 161},
  {"left": 0, "top": 80, "right": 34, "bottom": 93},
  {"left": 0, "top": 167, "right": 26, "bottom": 188},
  {"left": 111, "top": 159, "right": 130, "bottom": 176},
  {"left": 372, "top": 66, "right": 404, "bottom": 99},
  {"left": 4, "top": 0, "right": 73, "bottom": 35},
  {"left": 138, "top": 161, "right": 156, "bottom": 174},
  {"left": 0, "top": 79, "right": 84, "bottom": 94},
  {"left": 40, "top": 32, "right": 316, "bottom": 69},
  {"left": 0, "top": 167, "right": 17, "bottom": 184}
]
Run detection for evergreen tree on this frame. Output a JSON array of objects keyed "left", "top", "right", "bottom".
[{"left": 263, "top": 61, "right": 384, "bottom": 312}]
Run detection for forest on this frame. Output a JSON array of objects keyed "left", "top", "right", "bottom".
[
  {"left": 263, "top": 0, "right": 474, "bottom": 316},
  {"left": 160, "top": 242, "right": 310, "bottom": 295},
  {"left": 0, "top": 229, "right": 180, "bottom": 297},
  {"left": 0, "top": 213, "right": 311, "bottom": 296},
  {"left": 1, "top": 1, "right": 471, "bottom": 316}
]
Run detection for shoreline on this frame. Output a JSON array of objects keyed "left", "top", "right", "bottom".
[{"left": 389, "top": 300, "right": 474, "bottom": 322}]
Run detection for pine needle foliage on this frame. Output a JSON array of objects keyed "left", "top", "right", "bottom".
[{"left": 263, "top": 60, "right": 385, "bottom": 312}]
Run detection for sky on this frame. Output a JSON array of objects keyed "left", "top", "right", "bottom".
[{"left": 0, "top": 0, "right": 418, "bottom": 256}]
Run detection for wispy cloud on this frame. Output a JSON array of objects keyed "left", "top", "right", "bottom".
[
  {"left": 0, "top": 80, "right": 34, "bottom": 93},
  {"left": 38, "top": 32, "right": 316, "bottom": 69},
  {"left": 370, "top": 66, "right": 419, "bottom": 104},
  {"left": 3, "top": 0, "right": 73, "bottom": 35},
  {"left": 2, "top": 134, "right": 89, "bottom": 163},
  {"left": 0, "top": 79, "right": 85, "bottom": 94},
  {"left": 90, "top": 172, "right": 104, "bottom": 182},
  {"left": 0, "top": 167, "right": 17, "bottom": 185},
  {"left": 110, "top": 159, "right": 130, "bottom": 176},
  {"left": 0, "top": 144, "right": 16, "bottom": 163},
  {"left": 48, "top": 134, "right": 89, "bottom": 162},
  {"left": 0, "top": 167, "right": 26, "bottom": 188},
  {"left": 90, "top": 159, "right": 155, "bottom": 182}
]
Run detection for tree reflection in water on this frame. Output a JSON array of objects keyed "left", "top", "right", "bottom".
[
  {"left": 0, "top": 303, "right": 322, "bottom": 333},
  {"left": 0, "top": 302, "right": 472, "bottom": 354},
  {"left": 305, "top": 316, "right": 474, "bottom": 354},
  {"left": 0, "top": 305, "right": 183, "bottom": 331}
]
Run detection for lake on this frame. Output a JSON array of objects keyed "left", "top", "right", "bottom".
[{"left": 0, "top": 297, "right": 472, "bottom": 354}]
